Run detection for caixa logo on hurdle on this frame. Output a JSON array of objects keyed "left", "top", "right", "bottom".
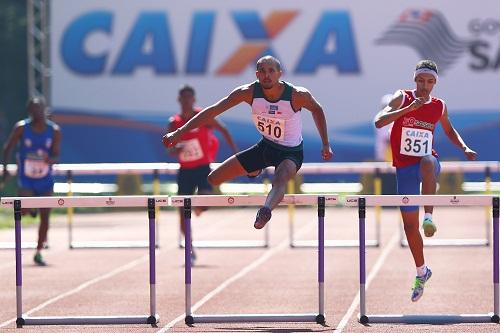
[
  {"left": 105, "top": 197, "right": 115, "bottom": 205},
  {"left": 402, "top": 196, "right": 410, "bottom": 204},
  {"left": 1, "top": 200, "right": 13, "bottom": 205},
  {"left": 450, "top": 196, "right": 460, "bottom": 205},
  {"left": 346, "top": 198, "right": 358, "bottom": 203}
]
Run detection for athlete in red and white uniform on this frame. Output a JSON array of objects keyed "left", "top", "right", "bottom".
[
  {"left": 374, "top": 60, "right": 477, "bottom": 302},
  {"left": 167, "top": 85, "right": 238, "bottom": 264}
]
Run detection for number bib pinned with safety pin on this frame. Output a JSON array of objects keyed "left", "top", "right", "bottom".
[
  {"left": 24, "top": 158, "right": 49, "bottom": 178},
  {"left": 178, "top": 138, "right": 204, "bottom": 162},
  {"left": 400, "top": 127, "right": 433, "bottom": 157},
  {"left": 252, "top": 114, "right": 286, "bottom": 143}
]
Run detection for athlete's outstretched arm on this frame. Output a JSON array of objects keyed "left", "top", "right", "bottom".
[
  {"left": 162, "top": 85, "right": 252, "bottom": 148},
  {"left": 2, "top": 122, "right": 24, "bottom": 181},
  {"left": 439, "top": 105, "right": 477, "bottom": 161},
  {"left": 294, "top": 88, "right": 333, "bottom": 161}
]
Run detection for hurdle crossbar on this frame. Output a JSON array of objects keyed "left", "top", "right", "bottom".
[
  {"left": 346, "top": 195, "right": 500, "bottom": 325},
  {"left": 170, "top": 194, "right": 338, "bottom": 324},
  {"left": 65, "top": 171, "right": 163, "bottom": 250},
  {"left": 1, "top": 195, "right": 166, "bottom": 250},
  {"left": 0, "top": 195, "right": 161, "bottom": 327}
]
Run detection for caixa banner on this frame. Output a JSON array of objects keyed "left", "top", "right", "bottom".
[{"left": 50, "top": 0, "right": 500, "bottom": 163}]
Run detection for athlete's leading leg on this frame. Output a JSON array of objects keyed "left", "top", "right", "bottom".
[
  {"left": 207, "top": 155, "right": 249, "bottom": 186},
  {"left": 420, "top": 155, "right": 439, "bottom": 237}
]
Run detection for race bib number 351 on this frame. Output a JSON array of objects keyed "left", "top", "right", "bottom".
[
  {"left": 252, "top": 114, "right": 285, "bottom": 142},
  {"left": 400, "top": 127, "right": 433, "bottom": 157}
]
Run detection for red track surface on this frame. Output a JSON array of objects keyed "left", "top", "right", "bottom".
[{"left": 0, "top": 205, "right": 497, "bottom": 332}]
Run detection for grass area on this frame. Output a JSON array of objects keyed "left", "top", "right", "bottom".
[{"left": 0, "top": 209, "right": 40, "bottom": 229}]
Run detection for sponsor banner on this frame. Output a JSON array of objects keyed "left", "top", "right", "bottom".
[{"left": 51, "top": 0, "right": 500, "bottom": 131}]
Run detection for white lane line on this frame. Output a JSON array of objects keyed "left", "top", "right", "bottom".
[
  {"left": 0, "top": 254, "right": 149, "bottom": 328},
  {"left": 335, "top": 231, "right": 399, "bottom": 333},
  {"left": 0, "top": 261, "right": 15, "bottom": 270},
  {"left": 157, "top": 220, "right": 317, "bottom": 333}
]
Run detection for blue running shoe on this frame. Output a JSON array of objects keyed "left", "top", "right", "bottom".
[
  {"left": 422, "top": 217, "right": 437, "bottom": 237},
  {"left": 411, "top": 267, "right": 432, "bottom": 302}
]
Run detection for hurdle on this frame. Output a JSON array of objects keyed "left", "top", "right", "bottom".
[
  {"left": 176, "top": 171, "right": 271, "bottom": 249},
  {"left": 170, "top": 194, "right": 338, "bottom": 324},
  {"left": 345, "top": 194, "right": 499, "bottom": 324},
  {"left": 0, "top": 195, "right": 161, "bottom": 327},
  {"left": 287, "top": 162, "right": 393, "bottom": 248},
  {"left": 55, "top": 164, "right": 175, "bottom": 249}
]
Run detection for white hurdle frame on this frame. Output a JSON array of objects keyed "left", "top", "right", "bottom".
[
  {"left": 171, "top": 194, "right": 338, "bottom": 324},
  {"left": 0, "top": 195, "right": 162, "bottom": 327},
  {"left": 345, "top": 194, "right": 500, "bottom": 325}
]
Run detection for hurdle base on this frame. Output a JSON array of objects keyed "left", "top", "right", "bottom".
[
  {"left": 70, "top": 240, "right": 159, "bottom": 249},
  {"left": 16, "top": 317, "right": 25, "bottom": 328},
  {"left": 291, "top": 239, "right": 379, "bottom": 248},
  {"left": 190, "top": 313, "right": 323, "bottom": 323},
  {"left": 358, "top": 313, "right": 496, "bottom": 324},
  {"left": 400, "top": 238, "right": 489, "bottom": 247},
  {"left": 20, "top": 314, "right": 159, "bottom": 326},
  {"left": 179, "top": 240, "right": 268, "bottom": 249}
]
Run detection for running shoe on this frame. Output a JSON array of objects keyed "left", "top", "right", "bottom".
[
  {"left": 254, "top": 206, "right": 272, "bottom": 229},
  {"left": 411, "top": 267, "right": 432, "bottom": 302},
  {"left": 422, "top": 217, "right": 437, "bottom": 237},
  {"left": 33, "top": 252, "right": 47, "bottom": 266}
]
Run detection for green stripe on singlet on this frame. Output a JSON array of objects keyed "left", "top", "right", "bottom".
[{"left": 252, "top": 81, "right": 293, "bottom": 102}]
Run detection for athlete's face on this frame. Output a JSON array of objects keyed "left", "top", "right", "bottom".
[
  {"left": 256, "top": 62, "right": 282, "bottom": 89},
  {"left": 28, "top": 103, "right": 46, "bottom": 123},
  {"left": 178, "top": 91, "right": 195, "bottom": 112},
  {"left": 414, "top": 73, "right": 436, "bottom": 98}
]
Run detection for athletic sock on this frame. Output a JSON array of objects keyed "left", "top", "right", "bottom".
[{"left": 416, "top": 264, "right": 427, "bottom": 277}]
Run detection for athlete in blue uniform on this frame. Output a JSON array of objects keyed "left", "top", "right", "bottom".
[{"left": 2, "top": 97, "right": 61, "bottom": 266}]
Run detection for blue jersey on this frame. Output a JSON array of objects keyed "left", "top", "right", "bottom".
[{"left": 17, "top": 118, "right": 56, "bottom": 186}]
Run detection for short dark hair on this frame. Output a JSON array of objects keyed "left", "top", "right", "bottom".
[
  {"left": 178, "top": 84, "right": 195, "bottom": 96},
  {"left": 415, "top": 60, "right": 438, "bottom": 74},
  {"left": 256, "top": 55, "right": 281, "bottom": 72},
  {"left": 26, "top": 96, "right": 46, "bottom": 109}
]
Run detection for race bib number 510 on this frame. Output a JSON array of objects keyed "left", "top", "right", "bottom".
[
  {"left": 400, "top": 127, "right": 433, "bottom": 157},
  {"left": 252, "top": 114, "right": 285, "bottom": 142}
]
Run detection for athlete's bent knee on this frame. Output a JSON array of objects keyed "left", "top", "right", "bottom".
[{"left": 207, "top": 172, "right": 220, "bottom": 186}]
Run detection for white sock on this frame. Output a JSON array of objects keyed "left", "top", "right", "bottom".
[
  {"left": 424, "top": 213, "right": 432, "bottom": 221},
  {"left": 416, "top": 264, "right": 427, "bottom": 277}
]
